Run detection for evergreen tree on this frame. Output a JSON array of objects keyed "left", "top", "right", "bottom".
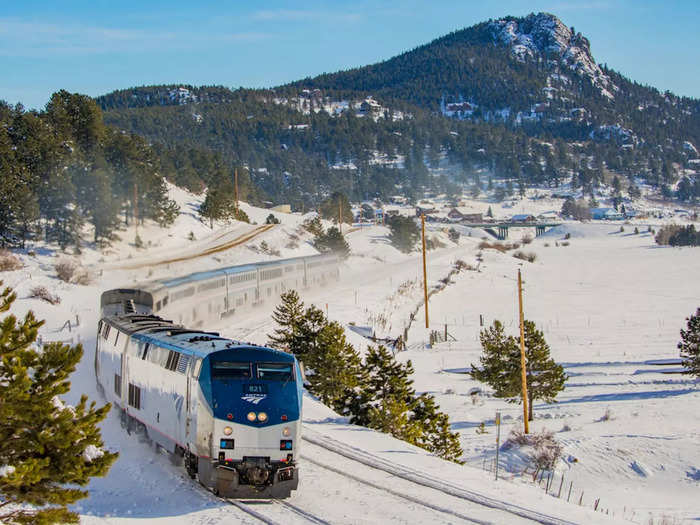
[
  {"left": 319, "top": 192, "right": 352, "bottom": 224},
  {"left": 0, "top": 282, "right": 117, "bottom": 524},
  {"left": 411, "top": 393, "right": 464, "bottom": 464},
  {"left": 486, "top": 206, "right": 493, "bottom": 218},
  {"left": 679, "top": 308, "right": 700, "bottom": 378},
  {"left": 199, "top": 182, "right": 237, "bottom": 227},
  {"left": 471, "top": 320, "right": 567, "bottom": 420},
  {"left": 268, "top": 290, "right": 306, "bottom": 353},
  {"left": 387, "top": 215, "right": 420, "bottom": 253},
  {"left": 304, "top": 321, "right": 364, "bottom": 412},
  {"left": 351, "top": 345, "right": 423, "bottom": 444},
  {"left": 313, "top": 226, "right": 351, "bottom": 259}
]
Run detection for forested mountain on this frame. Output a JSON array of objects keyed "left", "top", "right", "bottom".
[{"left": 96, "top": 13, "right": 699, "bottom": 208}]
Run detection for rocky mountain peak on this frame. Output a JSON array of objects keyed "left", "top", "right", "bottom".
[{"left": 489, "top": 12, "right": 614, "bottom": 97}]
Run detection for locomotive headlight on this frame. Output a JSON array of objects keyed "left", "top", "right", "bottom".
[
  {"left": 247, "top": 411, "right": 256, "bottom": 422},
  {"left": 282, "top": 426, "right": 291, "bottom": 437},
  {"left": 257, "top": 412, "right": 268, "bottom": 422},
  {"left": 223, "top": 426, "right": 233, "bottom": 436}
]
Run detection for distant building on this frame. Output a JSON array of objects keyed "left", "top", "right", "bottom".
[
  {"left": 511, "top": 214, "right": 537, "bottom": 223},
  {"left": 360, "top": 97, "right": 382, "bottom": 114},
  {"left": 591, "top": 208, "right": 624, "bottom": 220},
  {"left": 447, "top": 208, "right": 482, "bottom": 222}
]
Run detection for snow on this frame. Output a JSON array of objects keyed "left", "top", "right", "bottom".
[
  {"left": 0, "top": 465, "right": 16, "bottom": 477},
  {"left": 83, "top": 445, "right": 105, "bottom": 463},
  {"left": 1, "top": 187, "right": 699, "bottom": 523}
]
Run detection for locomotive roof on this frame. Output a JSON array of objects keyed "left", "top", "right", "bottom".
[
  {"left": 103, "top": 313, "right": 293, "bottom": 360},
  {"left": 155, "top": 254, "right": 332, "bottom": 289}
]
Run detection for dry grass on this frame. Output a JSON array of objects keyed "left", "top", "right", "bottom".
[
  {"left": 55, "top": 258, "right": 78, "bottom": 282},
  {"left": 29, "top": 285, "right": 61, "bottom": 305},
  {"left": 521, "top": 235, "right": 533, "bottom": 245},
  {"left": 513, "top": 251, "right": 537, "bottom": 263},
  {"left": 54, "top": 258, "right": 92, "bottom": 284},
  {"left": 478, "top": 240, "right": 520, "bottom": 252},
  {"left": 0, "top": 250, "right": 23, "bottom": 271}
]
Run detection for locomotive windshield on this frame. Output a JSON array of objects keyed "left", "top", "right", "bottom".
[
  {"left": 257, "top": 363, "right": 294, "bottom": 381},
  {"left": 211, "top": 361, "right": 251, "bottom": 379}
]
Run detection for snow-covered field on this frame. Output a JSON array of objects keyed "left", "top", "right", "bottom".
[{"left": 2, "top": 185, "right": 698, "bottom": 524}]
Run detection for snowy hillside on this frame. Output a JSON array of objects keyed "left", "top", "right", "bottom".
[{"left": 1, "top": 186, "right": 699, "bottom": 524}]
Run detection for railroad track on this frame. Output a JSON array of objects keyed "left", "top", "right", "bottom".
[
  {"left": 301, "top": 451, "right": 490, "bottom": 524},
  {"left": 301, "top": 429, "right": 578, "bottom": 525},
  {"left": 102, "top": 224, "right": 275, "bottom": 270},
  {"left": 227, "top": 498, "right": 330, "bottom": 525}
]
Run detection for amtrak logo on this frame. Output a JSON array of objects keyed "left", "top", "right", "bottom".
[{"left": 241, "top": 393, "right": 266, "bottom": 404}]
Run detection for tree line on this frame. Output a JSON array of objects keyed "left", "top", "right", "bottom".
[{"left": 0, "top": 91, "right": 260, "bottom": 250}]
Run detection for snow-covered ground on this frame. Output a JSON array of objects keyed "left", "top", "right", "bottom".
[{"left": 2, "top": 185, "right": 698, "bottom": 524}]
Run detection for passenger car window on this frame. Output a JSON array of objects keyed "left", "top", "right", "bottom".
[
  {"left": 257, "top": 362, "right": 294, "bottom": 381},
  {"left": 211, "top": 361, "right": 251, "bottom": 379}
]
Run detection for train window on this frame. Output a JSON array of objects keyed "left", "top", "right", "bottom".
[
  {"left": 257, "top": 363, "right": 294, "bottom": 381},
  {"left": 165, "top": 350, "right": 180, "bottom": 371},
  {"left": 128, "top": 383, "right": 141, "bottom": 410},
  {"left": 211, "top": 361, "right": 251, "bottom": 379},
  {"left": 114, "top": 331, "right": 119, "bottom": 346},
  {"left": 114, "top": 374, "right": 121, "bottom": 397}
]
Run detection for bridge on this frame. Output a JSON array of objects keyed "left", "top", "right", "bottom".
[{"left": 461, "top": 222, "right": 562, "bottom": 240}]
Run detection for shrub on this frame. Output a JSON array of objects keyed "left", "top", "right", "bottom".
[
  {"left": 521, "top": 235, "right": 533, "bottom": 245},
  {"left": 0, "top": 250, "right": 23, "bottom": 271},
  {"left": 543, "top": 243, "right": 550, "bottom": 247},
  {"left": 188, "top": 231, "right": 196, "bottom": 241},
  {"left": 448, "top": 228, "right": 460, "bottom": 242},
  {"left": 72, "top": 268, "right": 93, "bottom": 285},
  {"left": 55, "top": 258, "right": 78, "bottom": 282},
  {"left": 513, "top": 251, "right": 537, "bottom": 263},
  {"left": 504, "top": 429, "right": 563, "bottom": 476},
  {"left": 561, "top": 241, "right": 570, "bottom": 247},
  {"left": 29, "top": 285, "right": 61, "bottom": 305},
  {"left": 134, "top": 234, "right": 144, "bottom": 249},
  {"left": 634, "top": 227, "right": 639, "bottom": 234},
  {"left": 265, "top": 213, "right": 280, "bottom": 225}
]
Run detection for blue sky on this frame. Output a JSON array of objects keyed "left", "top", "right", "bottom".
[{"left": 1, "top": 1, "right": 698, "bottom": 109}]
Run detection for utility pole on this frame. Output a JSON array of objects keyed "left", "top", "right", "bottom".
[
  {"left": 133, "top": 182, "right": 138, "bottom": 231},
  {"left": 495, "top": 410, "right": 501, "bottom": 480},
  {"left": 234, "top": 168, "right": 239, "bottom": 210},
  {"left": 338, "top": 197, "right": 342, "bottom": 234},
  {"left": 421, "top": 213, "right": 429, "bottom": 328},
  {"left": 518, "top": 268, "right": 529, "bottom": 434}
]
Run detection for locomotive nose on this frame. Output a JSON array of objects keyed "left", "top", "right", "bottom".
[{"left": 246, "top": 466, "right": 269, "bottom": 486}]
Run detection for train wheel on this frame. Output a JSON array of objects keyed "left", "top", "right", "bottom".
[{"left": 185, "top": 451, "right": 198, "bottom": 479}]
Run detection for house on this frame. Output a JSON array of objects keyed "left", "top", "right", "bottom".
[
  {"left": 537, "top": 211, "right": 559, "bottom": 220},
  {"left": 447, "top": 208, "right": 482, "bottom": 222},
  {"left": 591, "top": 208, "right": 624, "bottom": 220},
  {"left": 511, "top": 214, "right": 537, "bottom": 223},
  {"left": 359, "top": 98, "right": 382, "bottom": 114}
]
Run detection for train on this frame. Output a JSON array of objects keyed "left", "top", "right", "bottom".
[
  {"left": 96, "top": 254, "right": 340, "bottom": 498},
  {"left": 95, "top": 313, "right": 303, "bottom": 498},
  {"left": 100, "top": 253, "right": 340, "bottom": 326}
]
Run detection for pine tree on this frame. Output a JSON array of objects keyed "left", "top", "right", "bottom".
[
  {"left": 679, "top": 308, "right": 700, "bottom": 378},
  {"left": 351, "top": 346, "right": 422, "bottom": 443},
  {"left": 268, "top": 290, "right": 306, "bottom": 353},
  {"left": 411, "top": 393, "right": 464, "bottom": 463},
  {"left": 387, "top": 215, "right": 420, "bottom": 253},
  {"left": 471, "top": 320, "right": 567, "bottom": 420},
  {"left": 304, "top": 321, "right": 364, "bottom": 412},
  {"left": 0, "top": 282, "right": 117, "bottom": 524},
  {"left": 313, "top": 227, "right": 350, "bottom": 259}
]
